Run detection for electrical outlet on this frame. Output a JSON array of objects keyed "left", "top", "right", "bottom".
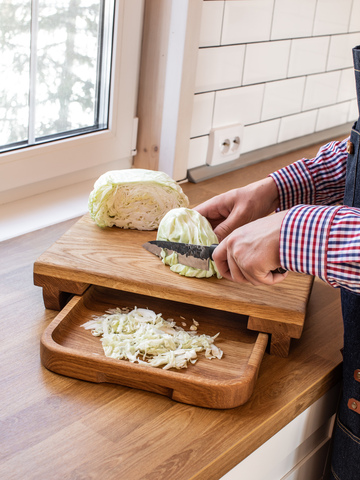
[{"left": 206, "top": 124, "right": 244, "bottom": 166}]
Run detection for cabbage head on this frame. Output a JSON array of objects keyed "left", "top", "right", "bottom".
[
  {"left": 157, "top": 207, "right": 221, "bottom": 278},
  {"left": 88, "top": 169, "right": 189, "bottom": 229}
]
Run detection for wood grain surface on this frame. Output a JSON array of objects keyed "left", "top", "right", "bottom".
[
  {"left": 1, "top": 141, "right": 345, "bottom": 480},
  {"left": 40, "top": 285, "right": 269, "bottom": 409},
  {"left": 34, "top": 213, "right": 314, "bottom": 358}
]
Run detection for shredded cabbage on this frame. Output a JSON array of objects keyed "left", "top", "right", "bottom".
[
  {"left": 157, "top": 207, "right": 221, "bottom": 278},
  {"left": 81, "top": 306, "right": 223, "bottom": 370},
  {"left": 88, "top": 169, "right": 189, "bottom": 229}
]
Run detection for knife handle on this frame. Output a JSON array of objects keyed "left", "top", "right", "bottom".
[
  {"left": 208, "top": 244, "right": 218, "bottom": 260},
  {"left": 272, "top": 267, "right": 287, "bottom": 274}
]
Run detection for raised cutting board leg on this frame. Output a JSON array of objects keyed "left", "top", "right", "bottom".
[
  {"left": 41, "top": 284, "right": 73, "bottom": 310},
  {"left": 267, "top": 331, "right": 291, "bottom": 357},
  {"left": 247, "top": 316, "right": 304, "bottom": 358},
  {"left": 34, "top": 272, "right": 90, "bottom": 310}
]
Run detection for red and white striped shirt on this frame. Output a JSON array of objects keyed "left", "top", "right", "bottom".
[{"left": 270, "top": 137, "right": 360, "bottom": 293}]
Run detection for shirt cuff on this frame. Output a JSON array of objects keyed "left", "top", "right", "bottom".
[
  {"left": 280, "top": 204, "right": 341, "bottom": 282},
  {"left": 326, "top": 206, "right": 360, "bottom": 291}
]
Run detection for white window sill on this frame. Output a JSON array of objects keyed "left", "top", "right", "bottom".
[{"left": 0, "top": 179, "right": 95, "bottom": 242}]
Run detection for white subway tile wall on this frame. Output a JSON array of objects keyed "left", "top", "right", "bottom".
[
  {"left": 242, "top": 119, "right": 281, "bottom": 153},
  {"left": 190, "top": 91, "right": 215, "bottom": 138},
  {"left": 350, "top": 0, "right": 360, "bottom": 32},
  {"left": 302, "top": 71, "right": 341, "bottom": 110},
  {"left": 188, "top": 136, "right": 209, "bottom": 169},
  {"left": 189, "top": 0, "right": 360, "bottom": 170},
  {"left": 278, "top": 110, "right": 318, "bottom": 143},
  {"left": 213, "top": 83, "right": 265, "bottom": 127},
  {"left": 221, "top": 0, "right": 274, "bottom": 44},
  {"left": 312, "top": 0, "right": 353, "bottom": 36},
  {"left": 288, "top": 37, "right": 330, "bottom": 77},
  {"left": 316, "top": 102, "right": 352, "bottom": 130},
  {"left": 198, "top": 0, "right": 223, "bottom": 47},
  {"left": 261, "top": 77, "right": 306, "bottom": 121},
  {"left": 243, "top": 40, "right": 291, "bottom": 85},
  {"left": 195, "top": 44, "right": 246, "bottom": 92},
  {"left": 338, "top": 68, "right": 356, "bottom": 102},
  {"left": 271, "top": 0, "right": 317, "bottom": 40}
]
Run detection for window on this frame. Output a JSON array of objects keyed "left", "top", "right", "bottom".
[
  {"left": 1, "top": 0, "right": 113, "bottom": 153},
  {"left": 0, "top": 0, "right": 143, "bottom": 204}
]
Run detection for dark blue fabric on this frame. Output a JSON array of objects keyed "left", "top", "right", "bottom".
[
  {"left": 353, "top": 46, "right": 360, "bottom": 111},
  {"left": 329, "top": 45, "right": 360, "bottom": 480},
  {"left": 343, "top": 46, "right": 360, "bottom": 207}
]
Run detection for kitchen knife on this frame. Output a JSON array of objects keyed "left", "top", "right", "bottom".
[
  {"left": 143, "top": 240, "right": 287, "bottom": 274},
  {"left": 142, "top": 240, "right": 217, "bottom": 270}
]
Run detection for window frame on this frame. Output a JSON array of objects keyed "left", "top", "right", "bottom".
[{"left": 0, "top": 0, "right": 144, "bottom": 204}]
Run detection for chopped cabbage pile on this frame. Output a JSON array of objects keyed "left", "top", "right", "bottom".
[
  {"left": 157, "top": 207, "right": 221, "bottom": 278},
  {"left": 81, "top": 306, "right": 223, "bottom": 370},
  {"left": 88, "top": 169, "right": 189, "bottom": 230}
]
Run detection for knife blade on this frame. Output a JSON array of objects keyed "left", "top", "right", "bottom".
[
  {"left": 142, "top": 240, "right": 218, "bottom": 270},
  {"left": 143, "top": 240, "right": 287, "bottom": 274}
]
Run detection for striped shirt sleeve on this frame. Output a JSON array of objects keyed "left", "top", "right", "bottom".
[
  {"left": 280, "top": 205, "right": 360, "bottom": 293},
  {"left": 270, "top": 136, "right": 360, "bottom": 293},
  {"left": 269, "top": 138, "right": 348, "bottom": 210}
]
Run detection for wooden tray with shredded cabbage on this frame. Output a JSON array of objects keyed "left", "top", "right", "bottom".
[{"left": 40, "top": 285, "right": 268, "bottom": 409}]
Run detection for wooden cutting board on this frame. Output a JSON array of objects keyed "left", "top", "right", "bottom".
[{"left": 34, "top": 214, "right": 314, "bottom": 357}]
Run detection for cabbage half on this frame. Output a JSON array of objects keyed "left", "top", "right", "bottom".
[
  {"left": 88, "top": 169, "right": 189, "bottom": 229},
  {"left": 157, "top": 207, "right": 221, "bottom": 278}
]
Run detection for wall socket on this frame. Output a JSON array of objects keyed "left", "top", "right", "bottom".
[{"left": 206, "top": 123, "right": 244, "bottom": 166}]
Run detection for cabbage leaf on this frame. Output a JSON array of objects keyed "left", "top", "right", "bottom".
[
  {"left": 157, "top": 207, "right": 221, "bottom": 278},
  {"left": 88, "top": 169, "right": 189, "bottom": 229}
]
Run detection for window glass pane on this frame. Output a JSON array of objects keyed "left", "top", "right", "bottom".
[
  {"left": 35, "top": 0, "right": 103, "bottom": 139},
  {"left": 0, "top": 1, "right": 31, "bottom": 147},
  {"left": 0, "top": 0, "right": 113, "bottom": 152}
]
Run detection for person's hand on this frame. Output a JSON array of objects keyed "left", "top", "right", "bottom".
[
  {"left": 194, "top": 177, "right": 279, "bottom": 241},
  {"left": 212, "top": 210, "right": 288, "bottom": 286}
]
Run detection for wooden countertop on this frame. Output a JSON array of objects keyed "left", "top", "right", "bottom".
[{"left": 1, "top": 141, "right": 344, "bottom": 480}]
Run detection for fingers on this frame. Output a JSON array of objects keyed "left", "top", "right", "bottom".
[
  {"left": 195, "top": 179, "right": 280, "bottom": 240},
  {"left": 215, "top": 248, "right": 247, "bottom": 283},
  {"left": 213, "top": 222, "right": 234, "bottom": 243},
  {"left": 213, "top": 211, "right": 242, "bottom": 242},
  {"left": 212, "top": 227, "right": 288, "bottom": 287},
  {"left": 217, "top": 255, "right": 288, "bottom": 286}
]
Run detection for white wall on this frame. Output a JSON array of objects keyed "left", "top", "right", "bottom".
[{"left": 188, "top": 0, "right": 360, "bottom": 171}]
